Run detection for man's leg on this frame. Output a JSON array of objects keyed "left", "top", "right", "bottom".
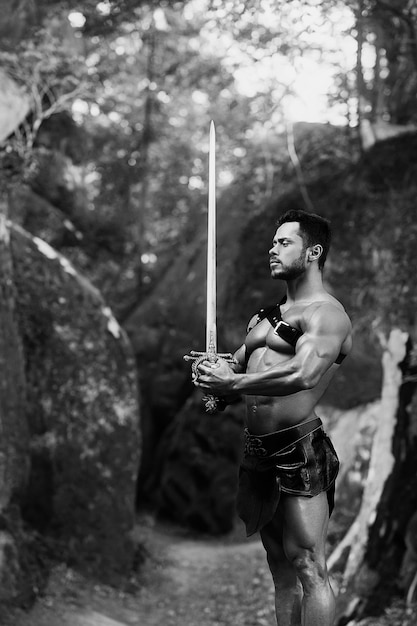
[
  {"left": 260, "top": 512, "right": 302, "bottom": 626},
  {"left": 282, "top": 492, "right": 335, "bottom": 626}
]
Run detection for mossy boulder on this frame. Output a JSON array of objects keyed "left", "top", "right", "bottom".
[{"left": 10, "top": 223, "right": 141, "bottom": 581}]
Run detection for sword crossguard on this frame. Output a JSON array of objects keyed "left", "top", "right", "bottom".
[{"left": 183, "top": 349, "right": 238, "bottom": 414}]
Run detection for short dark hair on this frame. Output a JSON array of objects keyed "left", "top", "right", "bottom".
[{"left": 277, "top": 209, "right": 331, "bottom": 270}]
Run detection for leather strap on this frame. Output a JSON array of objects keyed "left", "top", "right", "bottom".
[{"left": 244, "top": 417, "right": 323, "bottom": 457}]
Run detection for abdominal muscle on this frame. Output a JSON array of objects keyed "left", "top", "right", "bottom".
[{"left": 244, "top": 347, "right": 336, "bottom": 435}]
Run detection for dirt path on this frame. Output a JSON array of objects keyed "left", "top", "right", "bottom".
[
  {"left": 2, "top": 518, "right": 276, "bottom": 626},
  {"left": 2, "top": 517, "right": 416, "bottom": 626}
]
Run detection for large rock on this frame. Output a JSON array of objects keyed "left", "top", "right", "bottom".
[
  {"left": 0, "top": 212, "right": 29, "bottom": 602},
  {"left": 10, "top": 223, "right": 141, "bottom": 582},
  {"left": 0, "top": 69, "right": 30, "bottom": 143}
]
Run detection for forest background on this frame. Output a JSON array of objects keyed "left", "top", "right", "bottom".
[{"left": 1, "top": 0, "right": 417, "bottom": 625}]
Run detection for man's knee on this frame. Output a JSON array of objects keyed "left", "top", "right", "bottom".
[{"left": 287, "top": 548, "right": 327, "bottom": 592}]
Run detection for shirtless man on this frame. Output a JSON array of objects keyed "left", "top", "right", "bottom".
[{"left": 195, "top": 209, "right": 352, "bottom": 626}]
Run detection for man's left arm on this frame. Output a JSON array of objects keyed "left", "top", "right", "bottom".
[{"left": 197, "top": 304, "right": 351, "bottom": 397}]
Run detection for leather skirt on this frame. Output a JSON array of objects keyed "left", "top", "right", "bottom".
[{"left": 236, "top": 418, "right": 339, "bottom": 536}]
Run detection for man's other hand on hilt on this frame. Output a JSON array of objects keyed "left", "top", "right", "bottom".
[{"left": 194, "top": 358, "right": 236, "bottom": 394}]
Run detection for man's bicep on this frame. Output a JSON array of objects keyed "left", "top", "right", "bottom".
[{"left": 296, "top": 308, "right": 349, "bottom": 367}]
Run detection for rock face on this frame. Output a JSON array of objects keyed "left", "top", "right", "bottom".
[
  {"left": 0, "top": 212, "right": 29, "bottom": 602},
  {"left": 10, "top": 224, "right": 141, "bottom": 582},
  {"left": 0, "top": 69, "right": 30, "bottom": 144}
]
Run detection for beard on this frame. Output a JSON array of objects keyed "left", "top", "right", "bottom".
[{"left": 271, "top": 255, "right": 306, "bottom": 280}]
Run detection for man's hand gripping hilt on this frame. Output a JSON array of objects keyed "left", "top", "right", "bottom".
[{"left": 183, "top": 347, "right": 237, "bottom": 414}]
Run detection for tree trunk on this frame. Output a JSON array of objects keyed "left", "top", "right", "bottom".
[
  {"left": 355, "top": 0, "right": 367, "bottom": 151},
  {"left": 332, "top": 328, "right": 417, "bottom": 623},
  {"left": 135, "top": 24, "right": 157, "bottom": 294}
]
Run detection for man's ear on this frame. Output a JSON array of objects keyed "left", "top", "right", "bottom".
[{"left": 308, "top": 244, "right": 323, "bottom": 262}]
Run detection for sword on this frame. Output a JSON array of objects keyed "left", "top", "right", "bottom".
[{"left": 184, "top": 121, "right": 236, "bottom": 413}]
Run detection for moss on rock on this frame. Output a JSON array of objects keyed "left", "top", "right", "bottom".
[{"left": 10, "top": 224, "right": 141, "bottom": 582}]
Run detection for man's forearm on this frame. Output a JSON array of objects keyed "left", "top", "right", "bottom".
[
  {"left": 230, "top": 364, "right": 308, "bottom": 396},
  {"left": 197, "top": 354, "right": 316, "bottom": 397}
]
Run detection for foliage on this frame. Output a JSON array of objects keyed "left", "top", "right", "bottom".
[
  {"left": 1, "top": 0, "right": 416, "bottom": 319},
  {"left": 349, "top": 0, "right": 417, "bottom": 124},
  {"left": 0, "top": 31, "right": 87, "bottom": 157}
]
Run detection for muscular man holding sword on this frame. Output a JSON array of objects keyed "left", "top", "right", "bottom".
[{"left": 194, "top": 209, "right": 352, "bottom": 626}]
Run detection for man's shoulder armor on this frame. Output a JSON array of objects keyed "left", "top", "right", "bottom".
[{"left": 246, "top": 304, "right": 278, "bottom": 334}]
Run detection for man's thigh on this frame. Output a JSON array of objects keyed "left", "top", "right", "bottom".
[
  {"left": 281, "top": 492, "right": 330, "bottom": 563},
  {"left": 260, "top": 511, "right": 300, "bottom": 588}
]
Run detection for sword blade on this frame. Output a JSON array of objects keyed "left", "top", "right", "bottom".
[{"left": 206, "top": 120, "right": 217, "bottom": 354}]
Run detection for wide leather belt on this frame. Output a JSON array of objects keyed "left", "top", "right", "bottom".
[{"left": 244, "top": 417, "right": 323, "bottom": 458}]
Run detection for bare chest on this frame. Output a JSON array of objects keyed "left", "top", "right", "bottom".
[{"left": 245, "top": 318, "right": 298, "bottom": 359}]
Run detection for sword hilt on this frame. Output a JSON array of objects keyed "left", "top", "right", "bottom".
[{"left": 183, "top": 349, "right": 238, "bottom": 413}]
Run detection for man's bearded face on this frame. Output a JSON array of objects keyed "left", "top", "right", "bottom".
[{"left": 269, "top": 222, "right": 308, "bottom": 280}]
